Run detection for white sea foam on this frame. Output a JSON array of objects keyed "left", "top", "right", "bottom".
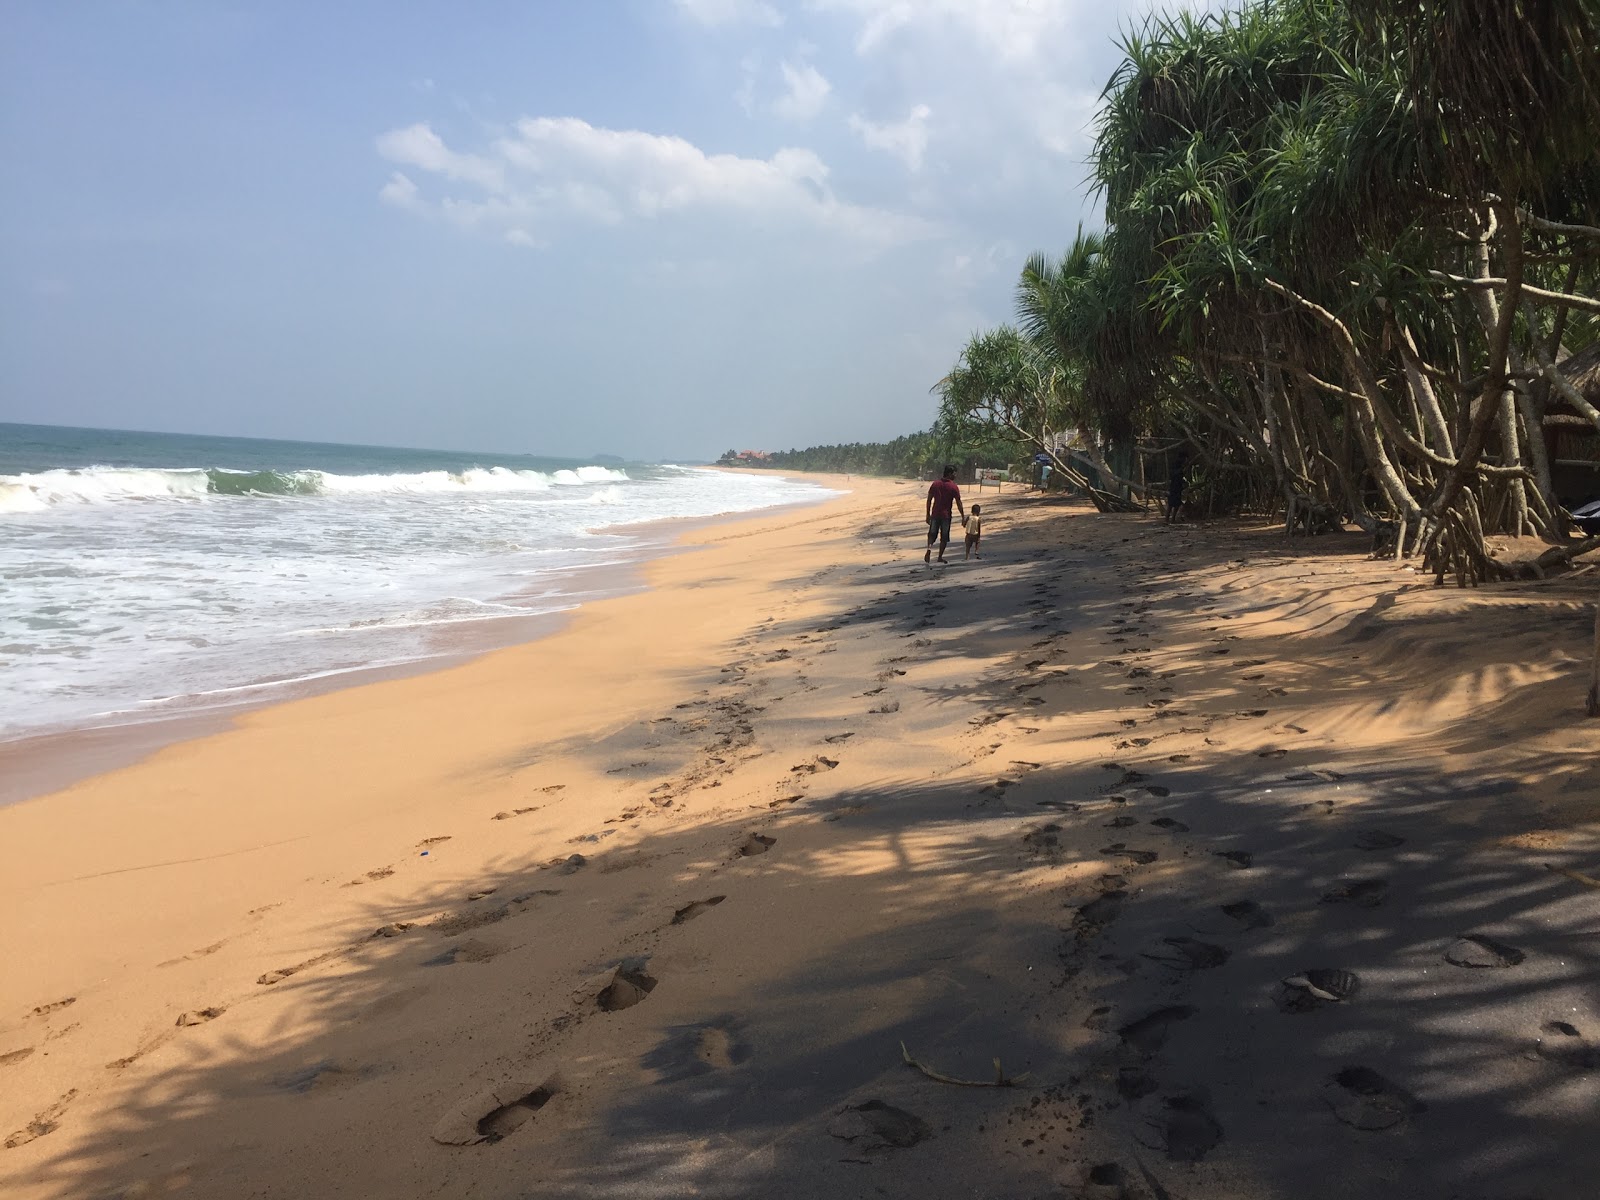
[
  {"left": 0, "top": 462, "right": 632, "bottom": 510},
  {"left": 1, "top": 462, "right": 837, "bottom": 740}
]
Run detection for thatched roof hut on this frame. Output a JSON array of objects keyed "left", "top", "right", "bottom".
[{"left": 1558, "top": 344, "right": 1600, "bottom": 404}]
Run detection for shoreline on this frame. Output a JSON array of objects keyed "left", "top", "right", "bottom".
[
  {"left": 0, "top": 478, "right": 846, "bottom": 807},
  {"left": 4, "top": 478, "right": 1595, "bottom": 1200}
]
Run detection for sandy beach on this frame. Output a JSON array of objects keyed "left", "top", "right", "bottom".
[{"left": 4, "top": 475, "right": 1598, "bottom": 1200}]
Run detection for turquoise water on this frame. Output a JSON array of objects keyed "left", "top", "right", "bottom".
[{"left": 0, "top": 422, "right": 835, "bottom": 738}]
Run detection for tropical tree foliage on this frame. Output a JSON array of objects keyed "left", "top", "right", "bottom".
[
  {"left": 718, "top": 428, "right": 1024, "bottom": 478},
  {"left": 940, "top": 0, "right": 1600, "bottom": 582}
]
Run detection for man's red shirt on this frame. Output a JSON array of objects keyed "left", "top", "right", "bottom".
[{"left": 927, "top": 478, "right": 961, "bottom": 518}]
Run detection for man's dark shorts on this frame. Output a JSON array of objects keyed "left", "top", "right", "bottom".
[{"left": 927, "top": 516, "right": 953, "bottom": 543}]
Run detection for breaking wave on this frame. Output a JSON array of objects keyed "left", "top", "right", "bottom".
[{"left": 0, "top": 463, "right": 630, "bottom": 512}]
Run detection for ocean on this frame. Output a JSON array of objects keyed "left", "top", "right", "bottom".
[{"left": 0, "top": 423, "right": 835, "bottom": 742}]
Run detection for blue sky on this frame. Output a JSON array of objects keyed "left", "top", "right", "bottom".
[{"left": 1, "top": 0, "right": 1195, "bottom": 461}]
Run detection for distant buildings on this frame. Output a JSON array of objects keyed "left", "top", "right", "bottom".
[{"left": 716, "top": 449, "right": 773, "bottom": 465}]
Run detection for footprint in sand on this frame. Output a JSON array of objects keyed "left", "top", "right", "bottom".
[
  {"left": 1150, "top": 817, "right": 1189, "bottom": 833},
  {"left": 1535, "top": 1021, "right": 1600, "bottom": 1069},
  {"left": 824, "top": 732, "right": 856, "bottom": 744},
  {"left": 30, "top": 997, "right": 76, "bottom": 1018},
  {"left": 1220, "top": 900, "right": 1273, "bottom": 929},
  {"left": 1102, "top": 844, "right": 1159, "bottom": 865},
  {"left": 1324, "top": 1067, "right": 1424, "bottom": 1131},
  {"left": 671, "top": 896, "right": 727, "bottom": 925},
  {"left": 1118, "top": 1006, "right": 1196, "bottom": 1056},
  {"left": 1321, "top": 878, "right": 1387, "bottom": 908},
  {"left": 417, "top": 836, "right": 452, "bottom": 848},
  {"left": 736, "top": 833, "right": 776, "bottom": 857},
  {"left": 1136, "top": 1092, "right": 1224, "bottom": 1162},
  {"left": 432, "top": 1065, "right": 563, "bottom": 1145},
  {"left": 175, "top": 1007, "right": 226, "bottom": 1028},
  {"left": 1, "top": 1048, "right": 36, "bottom": 1068},
  {"left": 791, "top": 756, "right": 839, "bottom": 774},
  {"left": 1353, "top": 830, "right": 1406, "bottom": 851},
  {"left": 1444, "top": 935, "right": 1524, "bottom": 968},
  {"left": 1213, "top": 850, "right": 1253, "bottom": 870},
  {"left": 1142, "top": 937, "right": 1229, "bottom": 971},
  {"left": 423, "top": 939, "right": 506, "bottom": 966},
  {"left": 570, "top": 961, "right": 658, "bottom": 1012},
  {"left": 4, "top": 1089, "right": 77, "bottom": 1149}
]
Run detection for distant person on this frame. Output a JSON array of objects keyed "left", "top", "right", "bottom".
[
  {"left": 924, "top": 465, "right": 966, "bottom": 564},
  {"left": 963, "top": 503, "right": 983, "bottom": 560},
  {"left": 1167, "top": 446, "right": 1190, "bottom": 524}
]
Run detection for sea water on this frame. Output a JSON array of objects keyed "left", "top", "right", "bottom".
[{"left": 0, "top": 423, "right": 835, "bottom": 740}]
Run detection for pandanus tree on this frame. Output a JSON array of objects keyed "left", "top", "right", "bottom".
[
  {"left": 936, "top": 0, "right": 1600, "bottom": 581},
  {"left": 1079, "top": 0, "right": 1600, "bottom": 582}
]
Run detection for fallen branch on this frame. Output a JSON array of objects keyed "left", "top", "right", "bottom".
[
  {"left": 1544, "top": 863, "right": 1600, "bottom": 889},
  {"left": 900, "top": 1041, "right": 1031, "bottom": 1087}
]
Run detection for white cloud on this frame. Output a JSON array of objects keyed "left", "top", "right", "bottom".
[
  {"left": 673, "top": 0, "right": 782, "bottom": 27},
  {"left": 379, "top": 171, "right": 421, "bottom": 209},
  {"left": 773, "top": 60, "right": 831, "bottom": 121},
  {"left": 376, "top": 124, "right": 506, "bottom": 193},
  {"left": 848, "top": 103, "right": 932, "bottom": 170},
  {"left": 376, "top": 117, "right": 935, "bottom": 247},
  {"left": 816, "top": 0, "right": 1076, "bottom": 61}
]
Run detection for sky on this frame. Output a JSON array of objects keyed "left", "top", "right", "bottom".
[{"left": 1, "top": 0, "right": 1204, "bottom": 462}]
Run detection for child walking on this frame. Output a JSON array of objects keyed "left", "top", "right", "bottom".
[{"left": 964, "top": 504, "right": 983, "bottom": 559}]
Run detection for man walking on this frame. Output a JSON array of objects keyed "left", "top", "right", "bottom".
[{"left": 924, "top": 465, "right": 966, "bottom": 564}]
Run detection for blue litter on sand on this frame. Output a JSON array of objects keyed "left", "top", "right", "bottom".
[{"left": 420, "top": 851, "right": 429, "bottom": 856}]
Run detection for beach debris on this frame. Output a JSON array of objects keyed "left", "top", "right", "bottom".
[
  {"left": 1444, "top": 935, "right": 1525, "bottom": 969},
  {"left": 827, "top": 1099, "right": 931, "bottom": 1149},
  {"left": 1136, "top": 1091, "right": 1223, "bottom": 1162},
  {"left": 736, "top": 833, "right": 776, "bottom": 857},
  {"left": 1353, "top": 830, "right": 1405, "bottom": 850},
  {"left": 1543, "top": 862, "right": 1600, "bottom": 890},
  {"left": 432, "top": 1064, "right": 563, "bottom": 1145},
  {"left": 4, "top": 1089, "right": 77, "bottom": 1149},
  {"left": 174, "top": 1007, "right": 225, "bottom": 1027},
  {"left": 899, "top": 1042, "right": 1030, "bottom": 1088},
  {"left": 670, "top": 896, "right": 726, "bottom": 925},
  {"left": 1278, "top": 969, "right": 1361, "bottom": 1012},
  {"left": 1321, "top": 878, "right": 1388, "bottom": 908},
  {"left": 1118, "top": 1006, "right": 1196, "bottom": 1056},
  {"left": 1324, "top": 1067, "right": 1423, "bottom": 1131}
]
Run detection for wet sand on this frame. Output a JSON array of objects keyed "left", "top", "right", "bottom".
[{"left": 3, "top": 476, "right": 1598, "bottom": 1199}]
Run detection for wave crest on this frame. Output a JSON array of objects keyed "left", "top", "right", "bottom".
[{"left": 0, "top": 463, "right": 631, "bottom": 511}]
